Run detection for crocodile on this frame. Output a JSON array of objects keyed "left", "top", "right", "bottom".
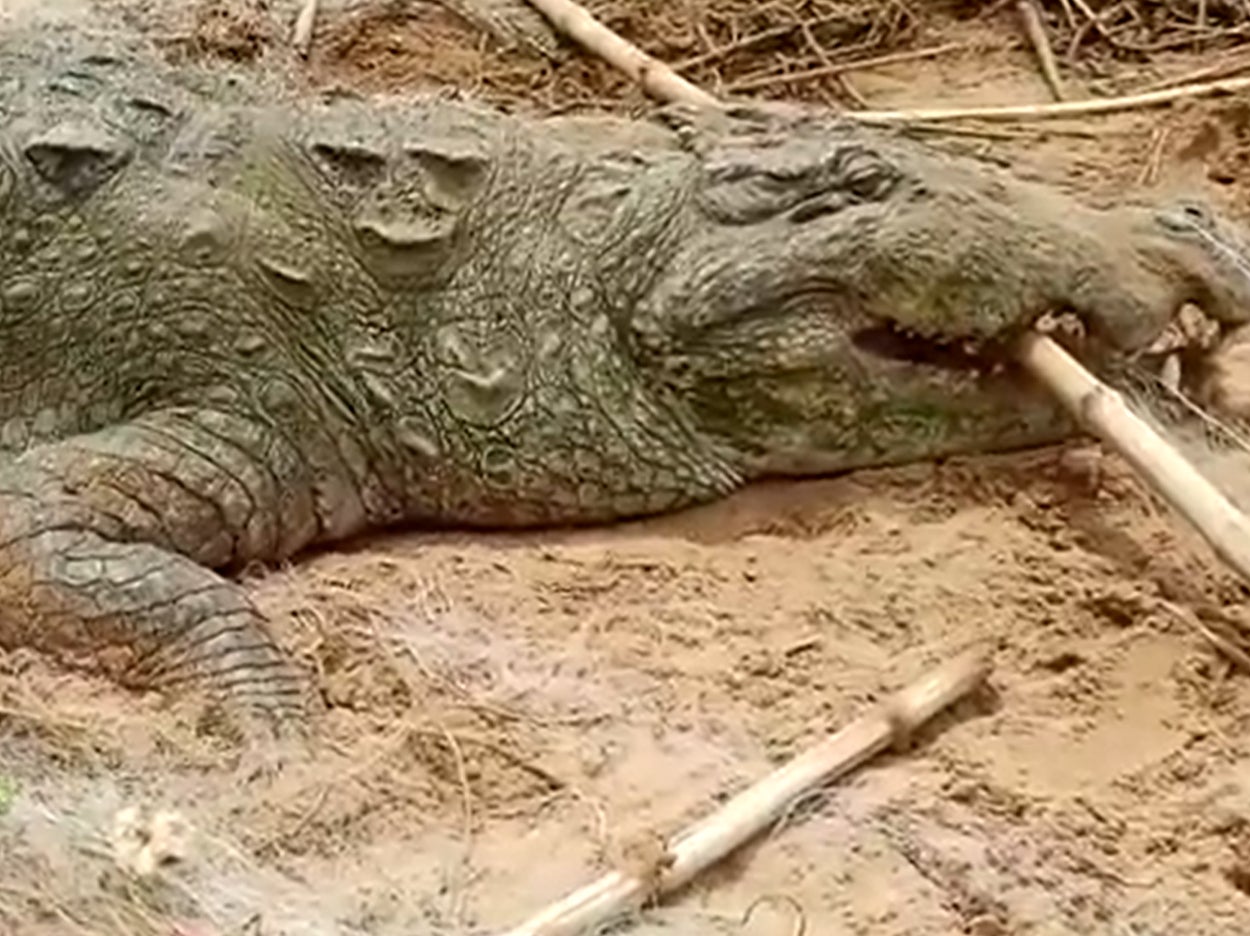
[{"left": 2, "top": 22, "right": 1249, "bottom": 736}]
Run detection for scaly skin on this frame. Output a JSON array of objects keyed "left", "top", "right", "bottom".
[{"left": 2, "top": 26, "right": 1249, "bottom": 733}]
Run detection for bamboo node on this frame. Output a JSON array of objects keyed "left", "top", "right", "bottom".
[
  {"left": 883, "top": 699, "right": 915, "bottom": 754},
  {"left": 1079, "top": 383, "right": 1122, "bottom": 429},
  {"left": 612, "top": 831, "right": 673, "bottom": 903}
]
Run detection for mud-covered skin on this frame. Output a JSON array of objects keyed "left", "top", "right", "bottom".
[{"left": 1, "top": 27, "right": 1248, "bottom": 731}]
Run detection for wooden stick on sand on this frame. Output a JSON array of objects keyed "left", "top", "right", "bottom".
[
  {"left": 522, "top": 0, "right": 716, "bottom": 108},
  {"left": 498, "top": 651, "right": 990, "bottom": 936}
]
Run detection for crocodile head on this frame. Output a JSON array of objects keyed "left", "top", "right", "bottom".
[{"left": 631, "top": 108, "right": 1250, "bottom": 478}]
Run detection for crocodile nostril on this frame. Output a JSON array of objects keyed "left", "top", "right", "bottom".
[
  {"left": 1158, "top": 202, "right": 1217, "bottom": 234},
  {"left": 1182, "top": 203, "right": 1211, "bottom": 224}
]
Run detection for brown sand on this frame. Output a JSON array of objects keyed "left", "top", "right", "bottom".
[{"left": 2, "top": 2, "right": 1250, "bottom": 934}]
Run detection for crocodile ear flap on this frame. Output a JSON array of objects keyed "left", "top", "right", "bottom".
[
  {"left": 403, "top": 144, "right": 490, "bottom": 208},
  {"left": 308, "top": 139, "right": 389, "bottom": 188},
  {"left": 23, "top": 122, "right": 131, "bottom": 196}
]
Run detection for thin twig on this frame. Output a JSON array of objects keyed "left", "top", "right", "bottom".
[
  {"left": 1137, "top": 126, "right": 1169, "bottom": 186},
  {"left": 1130, "top": 361, "right": 1250, "bottom": 454},
  {"left": 441, "top": 726, "right": 475, "bottom": 844},
  {"left": 798, "top": 17, "right": 866, "bottom": 109},
  {"left": 1017, "top": 0, "right": 1067, "bottom": 101},
  {"left": 1069, "top": 0, "right": 1119, "bottom": 45},
  {"left": 1057, "top": 0, "right": 1078, "bottom": 32},
  {"left": 291, "top": 0, "right": 318, "bottom": 59},
  {"left": 850, "top": 75, "right": 1250, "bottom": 123},
  {"left": 441, "top": 725, "right": 476, "bottom": 929},
  {"left": 899, "top": 121, "right": 1047, "bottom": 141},
  {"left": 725, "top": 41, "right": 972, "bottom": 93},
  {"left": 673, "top": 8, "right": 871, "bottom": 73},
  {"left": 522, "top": 0, "right": 716, "bottom": 107},
  {"left": 719, "top": 33, "right": 884, "bottom": 91},
  {"left": 798, "top": 19, "right": 841, "bottom": 109},
  {"left": 1159, "top": 599, "right": 1250, "bottom": 672},
  {"left": 912, "top": 120, "right": 1099, "bottom": 140},
  {"left": 1140, "top": 53, "right": 1250, "bottom": 92},
  {"left": 836, "top": 71, "right": 871, "bottom": 108}
]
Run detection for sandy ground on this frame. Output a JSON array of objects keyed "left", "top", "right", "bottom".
[{"left": 3, "top": 1, "right": 1250, "bottom": 934}]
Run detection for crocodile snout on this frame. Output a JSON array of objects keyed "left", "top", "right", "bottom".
[
  {"left": 1152, "top": 199, "right": 1250, "bottom": 326},
  {"left": 1069, "top": 198, "right": 1250, "bottom": 354}
]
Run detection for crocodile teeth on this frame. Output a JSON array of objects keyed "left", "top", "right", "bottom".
[
  {"left": 1147, "top": 323, "right": 1186, "bottom": 355},
  {"left": 1161, "top": 354, "right": 1182, "bottom": 391}
]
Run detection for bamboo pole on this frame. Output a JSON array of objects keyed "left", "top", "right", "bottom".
[
  {"left": 851, "top": 75, "right": 1250, "bottom": 123},
  {"left": 521, "top": 0, "right": 717, "bottom": 108},
  {"left": 1018, "top": 333, "right": 1250, "bottom": 584},
  {"left": 497, "top": 651, "right": 990, "bottom": 936}
]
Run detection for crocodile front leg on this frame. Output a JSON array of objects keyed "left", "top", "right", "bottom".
[{"left": 0, "top": 409, "right": 332, "bottom": 733}]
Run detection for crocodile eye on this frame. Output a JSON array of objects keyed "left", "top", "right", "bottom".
[
  {"left": 847, "top": 167, "right": 892, "bottom": 199},
  {"left": 840, "top": 155, "right": 897, "bottom": 201}
]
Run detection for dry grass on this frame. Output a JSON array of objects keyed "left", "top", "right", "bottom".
[
  {"left": 143, "top": 0, "right": 1250, "bottom": 114},
  {"left": 0, "top": 558, "right": 586, "bottom": 936},
  {"left": 291, "top": 0, "right": 1250, "bottom": 112},
  {"left": 304, "top": 0, "right": 924, "bottom": 110},
  {"left": 0, "top": 661, "right": 227, "bottom": 936},
  {"left": 1037, "top": 0, "right": 1250, "bottom": 56}
]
